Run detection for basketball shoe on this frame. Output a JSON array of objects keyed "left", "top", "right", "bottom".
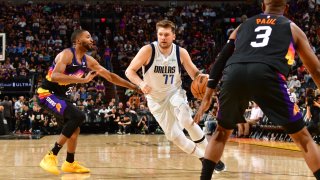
[
  {"left": 61, "top": 161, "right": 90, "bottom": 173},
  {"left": 39, "top": 151, "right": 60, "bottom": 175},
  {"left": 199, "top": 158, "right": 226, "bottom": 173},
  {"left": 214, "top": 160, "right": 226, "bottom": 173}
]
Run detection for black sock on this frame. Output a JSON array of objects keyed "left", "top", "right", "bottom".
[
  {"left": 51, "top": 142, "right": 62, "bottom": 155},
  {"left": 66, "top": 152, "right": 75, "bottom": 163},
  {"left": 201, "top": 158, "right": 216, "bottom": 180},
  {"left": 314, "top": 169, "right": 320, "bottom": 180}
]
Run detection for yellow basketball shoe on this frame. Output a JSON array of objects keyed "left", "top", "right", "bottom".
[
  {"left": 61, "top": 161, "right": 90, "bottom": 173},
  {"left": 39, "top": 151, "right": 60, "bottom": 175}
]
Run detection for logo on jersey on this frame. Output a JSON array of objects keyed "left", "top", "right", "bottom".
[
  {"left": 46, "top": 96, "right": 63, "bottom": 113},
  {"left": 154, "top": 66, "right": 176, "bottom": 74},
  {"left": 56, "top": 103, "right": 62, "bottom": 112}
]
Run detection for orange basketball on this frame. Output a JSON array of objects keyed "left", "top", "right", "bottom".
[{"left": 191, "top": 75, "right": 208, "bottom": 100}]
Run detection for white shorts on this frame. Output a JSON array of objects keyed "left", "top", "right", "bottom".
[{"left": 147, "top": 89, "right": 191, "bottom": 141}]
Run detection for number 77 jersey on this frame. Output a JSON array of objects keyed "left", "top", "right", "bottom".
[
  {"left": 142, "top": 41, "right": 183, "bottom": 101},
  {"left": 226, "top": 13, "right": 295, "bottom": 77}
]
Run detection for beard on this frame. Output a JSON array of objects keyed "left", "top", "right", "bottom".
[
  {"left": 158, "top": 42, "right": 172, "bottom": 49},
  {"left": 82, "top": 41, "right": 94, "bottom": 51}
]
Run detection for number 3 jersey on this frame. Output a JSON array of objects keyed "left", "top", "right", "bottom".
[
  {"left": 226, "top": 14, "right": 295, "bottom": 77},
  {"left": 143, "top": 41, "right": 182, "bottom": 101}
]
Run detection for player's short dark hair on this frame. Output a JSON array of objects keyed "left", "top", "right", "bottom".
[{"left": 71, "top": 29, "right": 86, "bottom": 44}]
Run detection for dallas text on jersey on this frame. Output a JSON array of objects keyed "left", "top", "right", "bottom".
[{"left": 154, "top": 65, "right": 176, "bottom": 74}]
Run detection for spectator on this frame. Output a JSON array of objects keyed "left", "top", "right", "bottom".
[
  {"left": 137, "top": 115, "right": 149, "bottom": 134},
  {"left": 30, "top": 105, "right": 45, "bottom": 134},
  {"left": 106, "top": 106, "right": 119, "bottom": 133},
  {"left": 117, "top": 108, "right": 131, "bottom": 134},
  {"left": 96, "top": 79, "right": 105, "bottom": 95},
  {"left": 237, "top": 102, "right": 264, "bottom": 138},
  {"left": 306, "top": 95, "right": 320, "bottom": 136},
  {"left": 0, "top": 96, "right": 14, "bottom": 131},
  {"left": 14, "top": 96, "right": 24, "bottom": 118}
]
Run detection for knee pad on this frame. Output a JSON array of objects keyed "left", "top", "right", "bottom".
[
  {"left": 172, "top": 134, "right": 197, "bottom": 155},
  {"left": 175, "top": 103, "right": 193, "bottom": 129},
  {"left": 175, "top": 103, "right": 205, "bottom": 141}
]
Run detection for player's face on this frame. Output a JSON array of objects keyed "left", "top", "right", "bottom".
[
  {"left": 79, "top": 31, "right": 94, "bottom": 51},
  {"left": 157, "top": 27, "right": 175, "bottom": 49}
]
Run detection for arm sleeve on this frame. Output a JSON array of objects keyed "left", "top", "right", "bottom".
[{"left": 207, "top": 39, "right": 235, "bottom": 89}]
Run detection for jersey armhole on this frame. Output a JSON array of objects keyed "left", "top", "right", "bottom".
[
  {"left": 69, "top": 48, "right": 77, "bottom": 65},
  {"left": 144, "top": 44, "right": 155, "bottom": 73},
  {"left": 176, "top": 45, "right": 182, "bottom": 73},
  {"left": 289, "top": 22, "right": 298, "bottom": 49}
]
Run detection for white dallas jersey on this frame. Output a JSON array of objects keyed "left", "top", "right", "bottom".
[{"left": 143, "top": 42, "right": 182, "bottom": 101}]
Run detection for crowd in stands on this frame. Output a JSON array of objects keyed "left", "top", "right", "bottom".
[{"left": 0, "top": 1, "right": 319, "bottom": 139}]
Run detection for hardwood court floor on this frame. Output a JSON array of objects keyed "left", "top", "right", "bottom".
[{"left": 0, "top": 134, "right": 316, "bottom": 180}]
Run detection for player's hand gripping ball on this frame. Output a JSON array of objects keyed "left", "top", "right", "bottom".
[{"left": 191, "top": 75, "right": 208, "bottom": 100}]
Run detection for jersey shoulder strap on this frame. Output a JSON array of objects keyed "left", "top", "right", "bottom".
[
  {"left": 144, "top": 43, "right": 155, "bottom": 73},
  {"left": 175, "top": 45, "right": 182, "bottom": 73},
  {"left": 69, "top": 48, "right": 78, "bottom": 65}
]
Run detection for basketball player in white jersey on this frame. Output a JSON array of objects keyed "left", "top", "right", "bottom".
[{"left": 125, "top": 20, "right": 225, "bottom": 172}]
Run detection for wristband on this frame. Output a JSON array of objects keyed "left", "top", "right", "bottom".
[{"left": 194, "top": 71, "right": 201, "bottom": 80}]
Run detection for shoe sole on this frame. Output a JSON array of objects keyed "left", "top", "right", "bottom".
[
  {"left": 40, "top": 161, "right": 60, "bottom": 175},
  {"left": 61, "top": 166, "right": 90, "bottom": 173},
  {"left": 61, "top": 169, "right": 90, "bottom": 173},
  {"left": 214, "top": 166, "right": 227, "bottom": 174}
]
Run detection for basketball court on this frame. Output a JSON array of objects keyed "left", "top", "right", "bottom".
[{"left": 0, "top": 134, "right": 315, "bottom": 179}]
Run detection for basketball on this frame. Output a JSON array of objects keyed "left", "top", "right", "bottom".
[{"left": 191, "top": 75, "right": 208, "bottom": 100}]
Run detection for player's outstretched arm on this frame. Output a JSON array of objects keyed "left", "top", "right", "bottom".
[
  {"left": 194, "top": 27, "right": 238, "bottom": 124},
  {"left": 86, "top": 55, "right": 139, "bottom": 91},
  {"left": 193, "top": 88, "right": 216, "bottom": 124},
  {"left": 51, "top": 49, "right": 96, "bottom": 84},
  {"left": 292, "top": 23, "right": 320, "bottom": 88}
]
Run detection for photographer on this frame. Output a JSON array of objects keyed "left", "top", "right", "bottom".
[
  {"left": 18, "top": 103, "right": 31, "bottom": 134},
  {"left": 306, "top": 94, "right": 320, "bottom": 136},
  {"left": 106, "top": 106, "right": 119, "bottom": 133},
  {"left": 30, "top": 105, "right": 45, "bottom": 134},
  {"left": 0, "top": 96, "right": 14, "bottom": 132},
  {"left": 117, "top": 109, "right": 131, "bottom": 134},
  {"left": 137, "top": 115, "right": 149, "bottom": 134}
]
